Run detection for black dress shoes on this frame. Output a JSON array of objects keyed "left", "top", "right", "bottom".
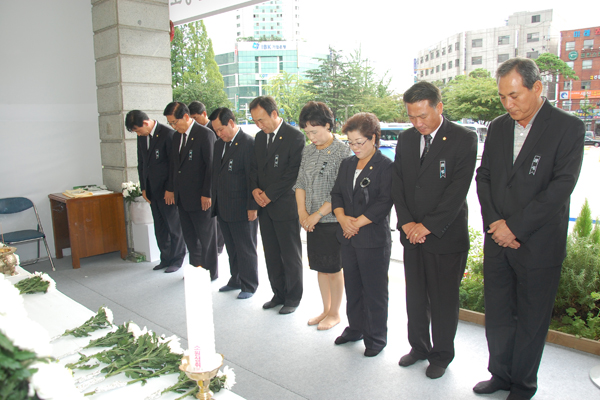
[
  {"left": 153, "top": 264, "right": 167, "bottom": 270},
  {"left": 364, "top": 348, "right": 381, "bottom": 357},
  {"left": 398, "top": 353, "right": 425, "bottom": 367},
  {"left": 262, "top": 300, "right": 284, "bottom": 309},
  {"left": 164, "top": 265, "right": 181, "bottom": 273},
  {"left": 473, "top": 377, "right": 510, "bottom": 394},
  {"left": 279, "top": 306, "right": 297, "bottom": 314},
  {"left": 506, "top": 393, "right": 529, "bottom": 400},
  {"left": 334, "top": 335, "right": 362, "bottom": 345},
  {"left": 219, "top": 285, "right": 241, "bottom": 292},
  {"left": 425, "top": 364, "right": 446, "bottom": 379}
]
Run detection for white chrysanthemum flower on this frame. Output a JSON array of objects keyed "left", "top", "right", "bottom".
[
  {"left": 37, "top": 272, "right": 56, "bottom": 292},
  {"left": 0, "top": 315, "right": 51, "bottom": 356},
  {"left": 29, "top": 362, "right": 83, "bottom": 400},
  {"left": 159, "top": 335, "right": 184, "bottom": 354},
  {"left": 0, "top": 277, "right": 25, "bottom": 317},
  {"left": 101, "top": 307, "right": 113, "bottom": 324},
  {"left": 221, "top": 366, "right": 236, "bottom": 390},
  {"left": 127, "top": 322, "right": 147, "bottom": 340},
  {"left": 121, "top": 182, "right": 128, "bottom": 189}
]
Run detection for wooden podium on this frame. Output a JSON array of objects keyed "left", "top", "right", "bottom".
[{"left": 48, "top": 193, "right": 127, "bottom": 269}]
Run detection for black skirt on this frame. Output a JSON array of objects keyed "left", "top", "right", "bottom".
[{"left": 307, "top": 222, "right": 342, "bottom": 273}]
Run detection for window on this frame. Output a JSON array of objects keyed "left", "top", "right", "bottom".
[
  {"left": 581, "top": 81, "right": 591, "bottom": 90},
  {"left": 526, "top": 51, "right": 539, "bottom": 59},
  {"left": 562, "top": 100, "right": 572, "bottom": 111},
  {"left": 448, "top": 60, "right": 453, "bottom": 68},
  {"left": 532, "top": 15, "right": 540, "bottom": 23},
  {"left": 425, "top": 55, "right": 429, "bottom": 61},
  {"left": 566, "top": 61, "right": 574, "bottom": 69},
  {"left": 582, "top": 60, "right": 592, "bottom": 69},
  {"left": 442, "top": 63, "right": 446, "bottom": 71},
  {"left": 430, "top": 52, "right": 434, "bottom": 59},
  {"left": 583, "top": 40, "right": 594, "bottom": 50},
  {"left": 436, "top": 50, "right": 439, "bottom": 58},
  {"left": 256, "top": 23, "right": 259, "bottom": 26},
  {"left": 426, "top": 69, "right": 429, "bottom": 76},
  {"left": 498, "top": 54, "right": 509, "bottom": 63},
  {"left": 448, "top": 44, "right": 453, "bottom": 52},
  {"left": 420, "top": 57, "right": 423, "bottom": 63},
  {"left": 237, "top": 15, "right": 240, "bottom": 19},
  {"left": 472, "top": 38, "right": 483, "bottom": 48},
  {"left": 442, "top": 48, "right": 446, "bottom": 56},
  {"left": 498, "top": 35, "right": 510, "bottom": 45},
  {"left": 236, "top": 24, "right": 240, "bottom": 27},
  {"left": 472, "top": 56, "right": 483, "bottom": 65},
  {"left": 456, "top": 59, "right": 460, "bottom": 67},
  {"left": 456, "top": 42, "right": 460, "bottom": 51},
  {"left": 436, "top": 65, "right": 440, "bottom": 72},
  {"left": 563, "top": 81, "right": 573, "bottom": 90},
  {"left": 565, "top": 41, "right": 575, "bottom": 51},
  {"left": 237, "top": 32, "right": 241, "bottom": 37},
  {"left": 527, "top": 32, "right": 540, "bottom": 42}
]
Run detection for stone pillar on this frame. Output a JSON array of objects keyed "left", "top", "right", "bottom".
[{"left": 91, "top": 0, "right": 173, "bottom": 247}]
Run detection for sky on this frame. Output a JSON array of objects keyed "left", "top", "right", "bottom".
[{"left": 203, "top": 0, "right": 600, "bottom": 93}]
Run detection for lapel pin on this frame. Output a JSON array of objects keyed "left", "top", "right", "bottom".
[
  {"left": 191, "top": 138, "right": 194, "bottom": 140},
  {"left": 443, "top": 137, "right": 447, "bottom": 140},
  {"left": 369, "top": 166, "right": 373, "bottom": 170},
  {"left": 328, "top": 150, "right": 331, "bottom": 154},
  {"left": 235, "top": 143, "right": 238, "bottom": 146}
]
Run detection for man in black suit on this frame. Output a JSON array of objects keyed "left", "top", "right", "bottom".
[
  {"left": 210, "top": 107, "right": 259, "bottom": 299},
  {"left": 126, "top": 110, "right": 186, "bottom": 273},
  {"left": 190, "top": 100, "right": 225, "bottom": 255},
  {"left": 163, "top": 102, "right": 218, "bottom": 278},
  {"left": 474, "top": 58, "right": 584, "bottom": 400},
  {"left": 249, "top": 96, "right": 305, "bottom": 314},
  {"left": 392, "top": 82, "right": 477, "bottom": 379}
]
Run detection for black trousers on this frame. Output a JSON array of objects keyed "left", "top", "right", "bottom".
[
  {"left": 403, "top": 246, "right": 467, "bottom": 368},
  {"left": 149, "top": 193, "right": 185, "bottom": 268},
  {"left": 218, "top": 215, "right": 259, "bottom": 293},
  {"left": 483, "top": 250, "right": 562, "bottom": 399},
  {"left": 340, "top": 244, "right": 390, "bottom": 351},
  {"left": 258, "top": 212, "right": 303, "bottom": 307},
  {"left": 177, "top": 204, "right": 218, "bottom": 280}
]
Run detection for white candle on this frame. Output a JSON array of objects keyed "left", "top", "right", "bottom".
[{"left": 183, "top": 265, "right": 218, "bottom": 372}]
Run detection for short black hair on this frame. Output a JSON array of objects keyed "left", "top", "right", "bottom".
[
  {"left": 188, "top": 101, "right": 206, "bottom": 115},
  {"left": 125, "top": 110, "right": 150, "bottom": 132},
  {"left": 342, "top": 112, "right": 381, "bottom": 148},
  {"left": 299, "top": 101, "right": 334, "bottom": 130},
  {"left": 208, "top": 107, "right": 236, "bottom": 127},
  {"left": 496, "top": 57, "right": 541, "bottom": 90},
  {"left": 403, "top": 81, "right": 442, "bottom": 108},
  {"left": 249, "top": 96, "right": 278, "bottom": 116},
  {"left": 163, "top": 102, "right": 189, "bottom": 119}
]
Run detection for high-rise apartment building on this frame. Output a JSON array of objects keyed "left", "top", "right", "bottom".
[
  {"left": 235, "top": 0, "right": 301, "bottom": 41},
  {"left": 415, "top": 10, "right": 558, "bottom": 91},
  {"left": 557, "top": 26, "right": 600, "bottom": 133}
]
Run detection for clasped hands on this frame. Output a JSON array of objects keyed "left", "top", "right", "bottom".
[
  {"left": 402, "top": 222, "right": 430, "bottom": 245},
  {"left": 339, "top": 215, "right": 360, "bottom": 239},
  {"left": 488, "top": 219, "right": 520, "bottom": 249},
  {"left": 252, "top": 188, "right": 271, "bottom": 208},
  {"left": 299, "top": 210, "right": 321, "bottom": 232},
  {"left": 163, "top": 191, "right": 211, "bottom": 211}
]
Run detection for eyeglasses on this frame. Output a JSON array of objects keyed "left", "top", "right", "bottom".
[
  {"left": 167, "top": 119, "right": 180, "bottom": 127},
  {"left": 347, "top": 140, "right": 368, "bottom": 148}
]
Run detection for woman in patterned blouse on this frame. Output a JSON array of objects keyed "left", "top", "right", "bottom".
[{"left": 294, "top": 101, "right": 351, "bottom": 330}]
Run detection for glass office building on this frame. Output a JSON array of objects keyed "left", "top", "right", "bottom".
[{"left": 215, "top": 41, "right": 326, "bottom": 112}]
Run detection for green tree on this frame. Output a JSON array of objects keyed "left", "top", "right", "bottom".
[
  {"left": 442, "top": 72, "right": 505, "bottom": 122},
  {"left": 263, "top": 71, "right": 311, "bottom": 125},
  {"left": 535, "top": 53, "right": 578, "bottom": 81},
  {"left": 170, "top": 21, "right": 231, "bottom": 112}
]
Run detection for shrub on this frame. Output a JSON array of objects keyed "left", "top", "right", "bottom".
[{"left": 459, "top": 227, "right": 485, "bottom": 313}]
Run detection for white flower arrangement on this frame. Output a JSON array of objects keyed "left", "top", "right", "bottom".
[
  {"left": 121, "top": 181, "right": 142, "bottom": 203},
  {"left": 218, "top": 365, "right": 237, "bottom": 390}
]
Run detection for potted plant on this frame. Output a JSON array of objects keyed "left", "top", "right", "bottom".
[{"left": 121, "top": 181, "right": 152, "bottom": 224}]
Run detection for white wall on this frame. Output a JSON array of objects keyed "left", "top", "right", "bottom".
[{"left": 0, "top": 0, "right": 102, "bottom": 259}]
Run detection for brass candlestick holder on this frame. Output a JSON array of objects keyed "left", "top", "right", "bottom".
[{"left": 180, "top": 354, "right": 224, "bottom": 400}]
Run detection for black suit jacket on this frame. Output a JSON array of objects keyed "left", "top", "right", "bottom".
[
  {"left": 476, "top": 99, "right": 585, "bottom": 267},
  {"left": 331, "top": 150, "right": 394, "bottom": 248},
  {"left": 137, "top": 122, "right": 174, "bottom": 200},
  {"left": 393, "top": 118, "right": 477, "bottom": 254},
  {"left": 249, "top": 121, "right": 305, "bottom": 221},
  {"left": 211, "top": 129, "right": 258, "bottom": 222},
  {"left": 171, "top": 121, "right": 216, "bottom": 212}
]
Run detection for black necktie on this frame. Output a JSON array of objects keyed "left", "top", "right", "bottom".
[
  {"left": 420, "top": 134, "right": 432, "bottom": 165},
  {"left": 147, "top": 134, "right": 153, "bottom": 150},
  {"left": 222, "top": 141, "right": 232, "bottom": 163},
  {"left": 180, "top": 133, "right": 187, "bottom": 153},
  {"left": 267, "top": 132, "right": 275, "bottom": 150}
]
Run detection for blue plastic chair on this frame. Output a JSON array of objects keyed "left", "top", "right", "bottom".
[{"left": 0, "top": 197, "right": 55, "bottom": 271}]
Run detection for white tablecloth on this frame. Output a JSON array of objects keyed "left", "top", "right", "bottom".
[{"left": 7, "top": 267, "right": 243, "bottom": 400}]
